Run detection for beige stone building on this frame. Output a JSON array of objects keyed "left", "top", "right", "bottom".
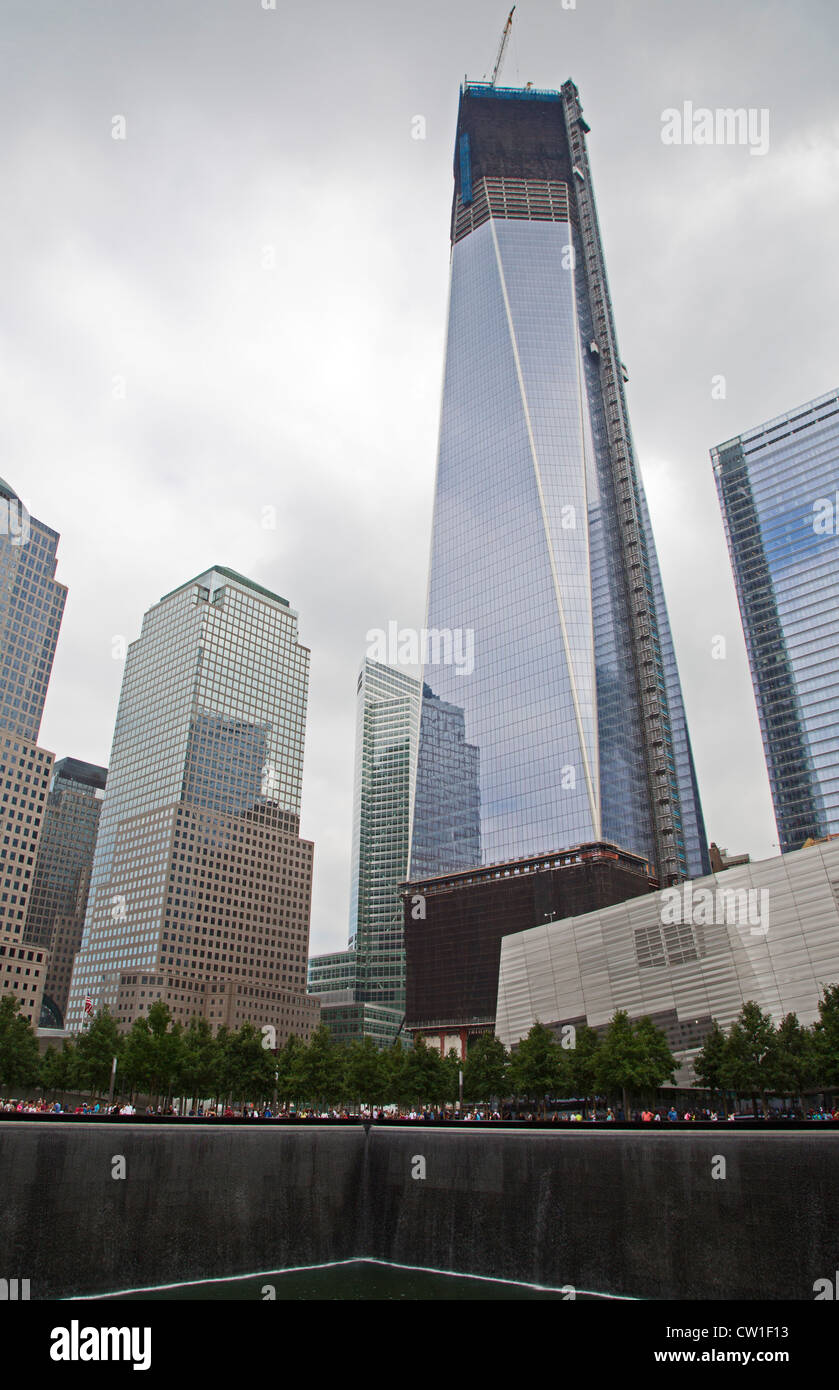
[
  {"left": 0, "top": 478, "right": 67, "bottom": 1027},
  {"left": 68, "top": 567, "right": 319, "bottom": 1044}
]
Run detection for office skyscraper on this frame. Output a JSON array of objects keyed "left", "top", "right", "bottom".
[
  {"left": 0, "top": 478, "right": 67, "bottom": 1023},
  {"left": 713, "top": 387, "right": 839, "bottom": 851},
  {"left": 410, "top": 685, "right": 480, "bottom": 882},
  {"left": 309, "top": 659, "right": 420, "bottom": 1046},
  {"left": 67, "top": 567, "right": 319, "bottom": 1041},
  {"left": 409, "top": 80, "right": 709, "bottom": 888},
  {"left": 24, "top": 757, "right": 107, "bottom": 1024},
  {"left": 0, "top": 479, "right": 67, "bottom": 743},
  {"left": 347, "top": 659, "right": 420, "bottom": 1005}
]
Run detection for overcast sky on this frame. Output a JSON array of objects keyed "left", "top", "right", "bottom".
[{"left": 3, "top": 0, "right": 837, "bottom": 956}]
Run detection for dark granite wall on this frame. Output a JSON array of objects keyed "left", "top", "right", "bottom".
[
  {"left": 364, "top": 1129, "right": 838, "bottom": 1300},
  {"left": 2, "top": 1123, "right": 836, "bottom": 1300},
  {"left": 0, "top": 1123, "right": 365, "bottom": 1300}
]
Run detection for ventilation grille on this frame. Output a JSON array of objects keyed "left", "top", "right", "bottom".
[{"left": 635, "top": 920, "right": 700, "bottom": 970}]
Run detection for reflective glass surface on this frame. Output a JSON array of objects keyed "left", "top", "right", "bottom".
[
  {"left": 714, "top": 390, "right": 839, "bottom": 851},
  {"left": 411, "top": 204, "right": 708, "bottom": 879},
  {"left": 310, "top": 659, "right": 420, "bottom": 1032}
]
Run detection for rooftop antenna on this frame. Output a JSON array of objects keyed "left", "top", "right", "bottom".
[{"left": 489, "top": 6, "right": 516, "bottom": 86}]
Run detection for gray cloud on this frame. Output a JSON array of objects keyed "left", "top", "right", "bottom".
[{"left": 3, "top": 0, "right": 837, "bottom": 953}]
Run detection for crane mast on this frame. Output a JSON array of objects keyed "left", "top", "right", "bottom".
[{"left": 490, "top": 7, "right": 515, "bottom": 87}]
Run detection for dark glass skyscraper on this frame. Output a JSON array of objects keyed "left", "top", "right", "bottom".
[
  {"left": 409, "top": 81, "right": 709, "bottom": 887},
  {"left": 713, "top": 388, "right": 839, "bottom": 852},
  {"left": 24, "top": 757, "right": 107, "bottom": 1024}
]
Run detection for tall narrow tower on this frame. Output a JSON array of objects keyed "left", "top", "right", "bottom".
[
  {"left": 347, "top": 659, "right": 421, "bottom": 1007},
  {"left": 409, "top": 81, "right": 708, "bottom": 887},
  {"left": 308, "top": 659, "right": 420, "bottom": 1046}
]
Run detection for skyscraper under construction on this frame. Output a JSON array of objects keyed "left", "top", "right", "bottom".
[
  {"left": 405, "top": 79, "right": 709, "bottom": 1051},
  {"left": 410, "top": 79, "right": 709, "bottom": 889}
]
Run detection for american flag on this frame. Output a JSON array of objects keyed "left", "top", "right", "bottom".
[{"left": 84, "top": 996, "right": 94, "bottom": 1017}]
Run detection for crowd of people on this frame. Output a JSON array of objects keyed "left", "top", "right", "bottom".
[
  {"left": 639, "top": 1106, "right": 839, "bottom": 1122},
  {"left": 1, "top": 1098, "right": 134, "bottom": 1115},
  {"left": 3, "top": 1098, "right": 839, "bottom": 1121}
]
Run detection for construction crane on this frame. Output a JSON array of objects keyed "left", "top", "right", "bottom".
[{"left": 489, "top": 7, "right": 515, "bottom": 87}]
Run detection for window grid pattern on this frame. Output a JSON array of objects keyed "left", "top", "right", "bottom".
[
  {"left": 66, "top": 568, "right": 316, "bottom": 1041},
  {"left": 714, "top": 389, "right": 839, "bottom": 851}
]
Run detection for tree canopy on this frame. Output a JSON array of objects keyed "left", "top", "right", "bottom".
[{"left": 5, "top": 984, "right": 839, "bottom": 1112}]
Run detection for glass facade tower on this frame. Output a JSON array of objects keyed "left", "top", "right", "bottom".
[
  {"left": 713, "top": 387, "right": 839, "bottom": 851},
  {"left": 309, "top": 659, "right": 420, "bottom": 1045},
  {"left": 347, "top": 659, "right": 421, "bottom": 1006},
  {"left": 410, "top": 82, "right": 709, "bottom": 886},
  {"left": 67, "top": 567, "right": 319, "bottom": 1041},
  {"left": 24, "top": 757, "right": 107, "bottom": 1024}
]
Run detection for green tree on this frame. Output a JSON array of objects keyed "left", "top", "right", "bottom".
[
  {"left": 772, "top": 1013, "right": 817, "bottom": 1110},
  {"left": 596, "top": 1013, "right": 675, "bottom": 1117},
  {"left": 297, "top": 1025, "right": 344, "bottom": 1110},
  {"left": 566, "top": 1024, "right": 600, "bottom": 1115},
  {"left": 213, "top": 1027, "right": 236, "bottom": 1107},
  {"left": 57, "top": 1040, "right": 78, "bottom": 1102},
  {"left": 463, "top": 1034, "right": 508, "bottom": 1106},
  {"left": 178, "top": 1016, "right": 218, "bottom": 1109},
  {"left": 721, "top": 1001, "right": 776, "bottom": 1116},
  {"left": 812, "top": 983, "right": 839, "bottom": 1092},
  {"left": 594, "top": 1010, "right": 638, "bottom": 1117},
  {"left": 121, "top": 1016, "right": 155, "bottom": 1099},
  {"left": 146, "top": 1002, "right": 184, "bottom": 1105},
  {"left": 0, "top": 994, "right": 41, "bottom": 1091},
  {"left": 508, "top": 1021, "right": 561, "bottom": 1117},
  {"left": 693, "top": 1020, "right": 728, "bottom": 1112},
  {"left": 74, "top": 1008, "right": 123, "bottom": 1099},
  {"left": 275, "top": 1033, "right": 307, "bottom": 1110},
  {"left": 633, "top": 1015, "right": 677, "bottom": 1098},
  {"left": 383, "top": 1037, "right": 412, "bottom": 1109},
  {"left": 224, "top": 1022, "right": 278, "bottom": 1105},
  {"left": 344, "top": 1035, "right": 384, "bottom": 1112},
  {"left": 39, "top": 1043, "right": 73, "bottom": 1100},
  {"left": 441, "top": 1048, "right": 462, "bottom": 1108},
  {"left": 404, "top": 1033, "right": 444, "bottom": 1108}
]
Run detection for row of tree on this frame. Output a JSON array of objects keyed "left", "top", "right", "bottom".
[
  {"left": 0, "top": 995, "right": 671, "bottom": 1112},
  {"left": 693, "top": 987, "right": 839, "bottom": 1114},
  {"left": 3, "top": 986, "right": 839, "bottom": 1113}
]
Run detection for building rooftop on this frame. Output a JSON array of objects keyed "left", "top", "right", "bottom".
[
  {"left": 462, "top": 80, "right": 563, "bottom": 102},
  {"left": 53, "top": 757, "right": 108, "bottom": 792},
  {"left": 713, "top": 385, "right": 839, "bottom": 456},
  {"left": 160, "top": 565, "right": 290, "bottom": 609},
  {"left": 452, "top": 78, "right": 578, "bottom": 219},
  {"left": 404, "top": 840, "right": 655, "bottom": 895}
]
